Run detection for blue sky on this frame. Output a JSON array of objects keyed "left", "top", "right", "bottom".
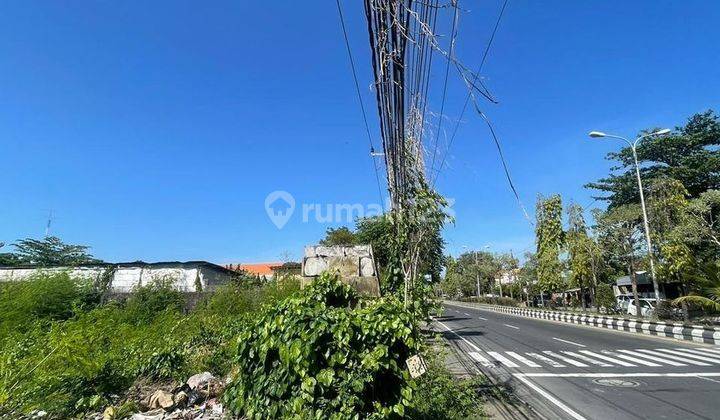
[{"left": 1, "top": 1, "right": 719, "bottom": 263}]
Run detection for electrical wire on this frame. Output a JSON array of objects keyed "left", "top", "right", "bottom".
[
  {"left": 433, "top": 0, "right": 510, "bottom": 185},
  {"left": 335, "top": 0, "right": 386, "bottom": 203}
]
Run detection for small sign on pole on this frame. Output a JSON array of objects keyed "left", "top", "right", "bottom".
[{"left": 406, "top": 354, "right": 428, "bottom": 378}]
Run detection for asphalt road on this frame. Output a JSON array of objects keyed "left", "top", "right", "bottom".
[{"left": 438, "top": 302, "right": 720, "bottom": 420}]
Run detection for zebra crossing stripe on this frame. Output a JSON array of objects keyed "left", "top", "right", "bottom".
[
  {"left": 693, "top": 347, "right": 720, "bottom": 355},
  {"left": 634, "top": 349, "right": 711, "bottom": 366},
  {"left": 601, "top": 350, "right": 661, "bottom": 367},
  {"left": 578, "top": 350, "right": 636, "bottom": 367},
  {"left": 506, "top": 351, "right": 542, "bottom": 367},
  {"left": 468, "top": 352, "right": 493, "bottom": 368},
  {"left": 655, "top": 348, "right": 720, "bottom": 364},
  {"left": 561, "top": 351, "right": 612, "bottom": 367},
  {"left": 616, "top": 350, "right": 686, "bottom": 366},
  {"left": 526, "top": 352, "right": 566, "bottom": 367},
  {"left": 488, "top": 351, "right": 520, "bottom": 367},
  {"left": 543, "top": 351, "right": 588, "bottom": 367},
  {"left": 676, "top": 348, "right": 720, "bottom": 358}
]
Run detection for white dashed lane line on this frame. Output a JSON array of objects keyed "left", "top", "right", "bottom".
[
  {"left": 478, "top": 316, "right": 488, "bottom": 320},
  {"left": 504, "top": 323, "right": 520, "bottom": 329},
  {"left": 552, "top": 337, "right": 586, "bottom": 347}
]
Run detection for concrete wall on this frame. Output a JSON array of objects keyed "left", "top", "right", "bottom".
[{"left": 0, "top": 265, "right": 231, "bottom": 293}]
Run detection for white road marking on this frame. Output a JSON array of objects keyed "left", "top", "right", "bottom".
[
  {"left": 506, "top": 351, "right": 542, "bottom": 367},
  {"left": 513, "top": 374, "right": 587, "bottom": 420},
  {"left": 504, "top": 324, "right": 520, "bottom": 329},
  {"left": 526, "top": 352, "right": 566, "bottom": 367},
  {"left": 578, "top": 350, "right": 636, "bottom": 367},
  {"left": 488, "top": 351, "right": 520, "bottom": 368},
  {"left": 561, "top": 351, "right": 612, "bottom": 367},
  {"left": 463, "top": 312, "right": 471, "bottom": 316},
  {"left": 655, "top": 348, "right": 720, "bottom": 364},
  {"left": 468, "top": 352, "right": 493, "bottom": 368},
  {"left": 601, "top": 350, "right": 661, "bottom": 367},
  {"left": 543, "top": 351, "right": 588, "bottom": 367},
  {"left": 552, "top": 337, "right": 586, "bottom": 347},
  {"left": 478, "top": 316, "right": 488, "bottom": 321},
  {"left": 675, "top": 347, "right": 720, "bottom": 359},
  {"left": 634, "top": 349, "right": 711, "bottom": 366},
  {"left": 693, "top": 347, "right": 720, "bottom": 355},
  {"left": 616, "top": 350, "right": 687, "bottom": 366},
  {"left": 435, "top": 319, "right": 483, "bottom": 353},
  {"left": 515, "top": 372, "right": 720, "bottom": 378}
]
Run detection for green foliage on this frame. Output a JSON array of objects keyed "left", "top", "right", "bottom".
[
  {"left": 594, "top": 204, "right": 644, "bottom": 273},
  {"left": 460, "top": 296, "right": 520, "bottom": 307},
  {"left": 223, "top": 273, "right": 420, "bottom": 419},
  {"left": 441, "top": 251, "right": 502, "bottom": 298},
  {"left": 319, "top": 226, "right": 358, "bottom": 246},
  {"left": 587, "top": 110, "right": 720, "bottom": 208},
  {"left": 535, "top": 194, "right": 566, "bottom": 292},
  {"left": 595, "top": 283, "right": 616, "bottom": 311},
  {"left": 409, "top": 348, "right": 484, "bottom": 420},
  {"left": 122, "top": 277, "right": 186, "bottom": 325},
  {"left": 4, "top": 236, "right": 101, "bottom": 266},
  {"left": 0, "top": 272, "right": 96, "bottom": 339},
  {"left": 0, "top": 275, "right": 297, "bottom": 418},
  {"left": 673, "top": 262, "right": 720, "bottom": 313}
]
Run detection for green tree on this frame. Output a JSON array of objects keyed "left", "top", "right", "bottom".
[
  {"left": 319, "top": 226, "right": 357, "bottom": 246},
  {"left": 518, "top": 252, "right": 538, "bottom": 305},
  {"left": 535, "top": 194, "right": 566, "bottom": 299},
  {"left": 587, "top": 110, "right": 720, "bottom": 208},
  {"left": 594, "top": 205, "right": 644, "bottom": 317},
  {"left": 566, "top": 204, "right": 596, "bottom": 310},
  {"left": 682, "top": 190, "right": 720, "bottom": 258},
  {"left": 8, "top": 236, "right": 100, "bottom": 266},
  {"left": 0, "top": 242, "right": 22, "bottom": 266}
]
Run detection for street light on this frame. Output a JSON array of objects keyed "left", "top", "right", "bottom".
[{"left": 588, "top": 128, "right": 671, "bottom": 304}]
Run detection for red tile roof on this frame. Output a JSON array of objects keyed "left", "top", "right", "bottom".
[{"left": 225, "top": 262, "right": 283, "bottom": 276}]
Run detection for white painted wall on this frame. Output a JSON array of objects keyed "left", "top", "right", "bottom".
[{"left": 0, "top": 265, "right": 230, "bottom": 293}]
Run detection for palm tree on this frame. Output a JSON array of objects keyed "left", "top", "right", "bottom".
[{"left": 674, "top": 262, "right": 720, "bottom": 313}]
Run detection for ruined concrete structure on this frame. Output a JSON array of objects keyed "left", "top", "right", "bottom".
[{"left": 301, "top": 245, "right": 381, "bottom": 296}]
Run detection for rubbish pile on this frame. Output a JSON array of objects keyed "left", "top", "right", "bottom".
[{"left": 91, "top": 372, "right": 226, "bottom": 420}]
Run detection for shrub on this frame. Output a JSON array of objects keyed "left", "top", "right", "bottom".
[
  {"left": 410, "top": 348, "right": 484, "bottom": 419},
  {"left": 459, "top": 296, "right": 519, "bottom": 307},
  {"left": 122, "top": 277, "right": 186, "bottom": 325},
  {"left": 0, "top": 272, "right": 91, "bottom": 340},
  {"left": 223, "top": 273, "right": 420, "bottom": 419},
  {"left": 595, "top": 283, "right": 616, "bottom": 312}
]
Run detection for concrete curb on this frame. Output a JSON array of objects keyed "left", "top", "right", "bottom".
[{"left": 445, "top": 301, "right": 720, "bottom": 345}]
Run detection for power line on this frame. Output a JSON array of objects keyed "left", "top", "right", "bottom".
[
  {"left": 335, "top": 0, "right": 386, "bottom": 203},
  {"left": 428, "top": 0, "right": 460, "bottom": 177},
  {"left": 433, "top": 0, "right": 510, "bottom": 185}
]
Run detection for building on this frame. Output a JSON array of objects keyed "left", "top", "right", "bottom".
[
  {"left": 0, "top": 261, "right": 237, "bottom": 293},
  {"left": 225, "top": 262, "right": 281, "bottom": 280}
]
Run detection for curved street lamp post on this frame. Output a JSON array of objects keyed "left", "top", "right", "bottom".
[{"left": 588, "top": 128, "right": 671, "bottom": 304}]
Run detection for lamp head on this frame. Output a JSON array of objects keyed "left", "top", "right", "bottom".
[{"left": 589, "top": 131, "right": 606, "bottom": 138}]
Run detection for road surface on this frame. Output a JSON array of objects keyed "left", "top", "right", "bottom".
[{"left": 439, "top": 302, "right": 720, "bottom": 420}]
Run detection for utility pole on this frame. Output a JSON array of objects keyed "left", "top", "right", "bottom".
[
  {"left": 45, "top": 210, "right": 54, "bottom": 237},
  {"left": 475, "top": 251, "right": 480, "bottom": 299}
]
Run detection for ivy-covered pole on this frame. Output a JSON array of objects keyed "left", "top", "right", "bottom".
[{"left": 535, "top": 194, "right": 566, "bottom": 306}]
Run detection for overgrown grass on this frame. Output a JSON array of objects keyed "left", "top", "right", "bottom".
[
  {"left": 0, "top": 273, "right": 300, "bottom": 417},
  {"left": 0, "top": 273, "right": 483, "bottom": 419}
]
